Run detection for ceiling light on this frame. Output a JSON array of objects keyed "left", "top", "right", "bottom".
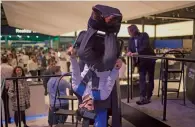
[
  {"left": 177, "top": 13, "right": 180, "bottom": 17},
  {"left": 9, "top": 35, "right": 11, "bottom": 38},
  {"left": 27, "top": 35, "right": 30, "bottom": 38},
  {"left": 17, "top": 35, "right": 22, "bottom": 38},
  {"left": 36, "top": 36, "right": 39, "bottom": 38}
]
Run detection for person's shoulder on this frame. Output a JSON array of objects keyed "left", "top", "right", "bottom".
[
  {"left": 47, "top": 77, "right": 54, "bottom": 84},
  {"left": 141, "top": 32, "right": 149, "bottom": 37},
  {"left": 3, "top": 64, "right": 13, "bottom": 70}
]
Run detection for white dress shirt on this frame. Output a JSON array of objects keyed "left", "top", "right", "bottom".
[{"left": 1, "top": 63, "right": 13, "bottom": 88}]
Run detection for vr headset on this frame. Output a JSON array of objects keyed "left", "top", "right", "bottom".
[{"left": 88, "top": 4, "right": 122, "bottom": 33}]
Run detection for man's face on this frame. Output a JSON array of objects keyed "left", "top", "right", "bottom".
[
  {"left": 49, "top": 61, "right": 56, "bottom": 67},
  {"left": 128, "top": 28, "right": 135, "bottom": 37}
]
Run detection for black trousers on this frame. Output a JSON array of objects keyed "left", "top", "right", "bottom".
[
  {"left": 2, "top": 88, "right": 11, "bottom": 122},
  {"left": 14, "top": 111, "right": 27, "bottom": 126},
  {"left": 139, "top": 61, "right": 156, "bottom": 98},
  {"left": 29, "top": 70, "right": 37, "bottom": 76}
]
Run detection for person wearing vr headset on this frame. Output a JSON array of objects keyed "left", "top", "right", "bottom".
[
  {"left": 67, "top": 5, "right": 123, "bottom": 127},
  {"left": 126, "top": 25, "right": 156, "bottom": 105},
  {"left": 67, "top": 46, "right": 122, "bottom": 127}
]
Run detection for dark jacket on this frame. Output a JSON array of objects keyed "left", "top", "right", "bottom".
[
  {"left": 128, "top": 32, "right": 155, "bottom": 67},
  {"left": 43, "top": 68, "right": 55, "bottom": 89}
]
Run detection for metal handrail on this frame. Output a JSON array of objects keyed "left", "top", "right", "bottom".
[
  {"left": 155, "top": 52, "right": 191, "bottom": 55},
  {"left": 132, "top": 54, "right": 195, "bottom": 62},
  {"left": 5, "top": 73, "right": 72, "bottom": 80},
  {"left": 126, "top": 54, "right": 195, "bottom": 121}
]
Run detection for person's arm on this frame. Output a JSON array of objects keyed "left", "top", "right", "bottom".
[
  {"left": 26, "top": 81, "right": 31, "bottom": 95},
  {"left": 43, "top": 70, "right": 50, "bottom": 86},
  {"left": 27, "top": 60, "right": 30, "bottom": 72},
  {"left": 8, "top": 82, "right": 15, "bottom": 101},
  {"left": 128, "top": 38, "right": 133, "bottom": 52},
  {"left": 70, "top": 57, "right": 82, "bottom": 85},
  {"left": 47, "top": 80, "right": 51, "bottom": 95},
  {"left": 92, "top": 68, "right": 119, "bottom": 101},
  {"left": 137, "top": 32, "right": 150, "bottom": 55},
  {"left": 91, "top": 59, "right": 122, "bottom": 101}
]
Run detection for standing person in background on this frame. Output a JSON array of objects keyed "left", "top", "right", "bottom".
[
  {"left": 126, "top": 24, "right": 156, "bottom": 105},
  {"left": 59, "top": 48, "right": 68, "bottom": 73},
  {"left": 43, "top": 58, "right": 56, "bottom": 95},
  {"left": 1, "top": 55, "right": 13, "bottom": 123},
  {"left": 8, "top": 66, "right": 30, "bottom": 127},
  {"left": 21, "top": 52, "right": 29, "bottom": 68},
  {"left": 47, "top": 66, "right": 70, "bottom": 127},
  {"left": 27, "top": 55, "right": 38, "bottom": 77},
  {"left": 41, "top": 51, "right": 47, "bottom": 69},
  {"left": 8, "top": 53, "right": 17, "bottom": 68}
]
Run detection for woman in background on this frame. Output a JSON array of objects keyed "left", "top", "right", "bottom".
[{"left": 8, "top": 66, "right": 30, "bottom": 127}]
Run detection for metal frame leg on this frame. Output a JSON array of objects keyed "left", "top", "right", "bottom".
[
  {"left": 130, "top": 57, "right": 133, "bottom": 100},
  {"left": 182, "top": 64, "right": 186, "bottom": 105},
  {"left": 163, "top": 59, "right": 168, "bottom": 121},
  {"left": 15, "top": 79, "right": 22, "bottom": 127},
  {"left": 127, "top": 57, "right": 130, "bottom": 103}
]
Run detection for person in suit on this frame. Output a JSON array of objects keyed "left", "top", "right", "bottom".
[{"left": 126, "top": 25, "right": 156, "bottom": 105}]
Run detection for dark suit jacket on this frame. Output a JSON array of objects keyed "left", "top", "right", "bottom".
[{"left": 128, "top": 32, "right": 155, "bottom": 67}]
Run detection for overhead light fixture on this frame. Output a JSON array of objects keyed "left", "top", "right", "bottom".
[
  {"left": 27, "top": 35, "right": 30, "bottom": 38},
  {"left": 177, "top": 13, "right": 180, "bottom": 17},
  {"left": 9, "top": 35, "right": 11, "bottom": 38},
  {"left": 17, "top": 35, "right": 22, "bottom": 38},
  {"left": 172, "top": 13, "right": 175, "bottom": 17},
  {"left": 36, "top": 36, "right": 39, "bottom": 38}
]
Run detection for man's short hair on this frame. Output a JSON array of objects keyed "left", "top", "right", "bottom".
[
  {"left": 1, "top": 55, "right": 8, "bottom": 63},
  {"left": 50, "top": 66, "right": 61, "bottom": 74},
  {"left": 128, "top": 24, "right": 139, "bottom": 33},
  {"left": 48, "top": 57, "right": 56, "bottom": 65}
]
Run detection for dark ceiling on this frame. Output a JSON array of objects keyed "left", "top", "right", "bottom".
[
  {"left": 1, "top": 4, "right": 8, "bottom": 26},
  {"left": 124, "top": 5, "right": 195, "bottom": 25}
]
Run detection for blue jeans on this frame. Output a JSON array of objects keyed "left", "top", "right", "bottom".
[
  {"left": 94, "top": 108, "right": 107, "bottom": 127},
  {"left": 48, "top": 104, "right": 69, "bottom": 126}
]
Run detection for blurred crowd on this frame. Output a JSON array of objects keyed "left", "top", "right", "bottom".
[
  {"left": 154, "top": 48, "right": 192, "bottom": 54},
  {"left": 1, "top": 45, "right": 73, "bottom": 127},
  {"left": 1, "top": 45, "right": 72, "bottom": 78}
]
